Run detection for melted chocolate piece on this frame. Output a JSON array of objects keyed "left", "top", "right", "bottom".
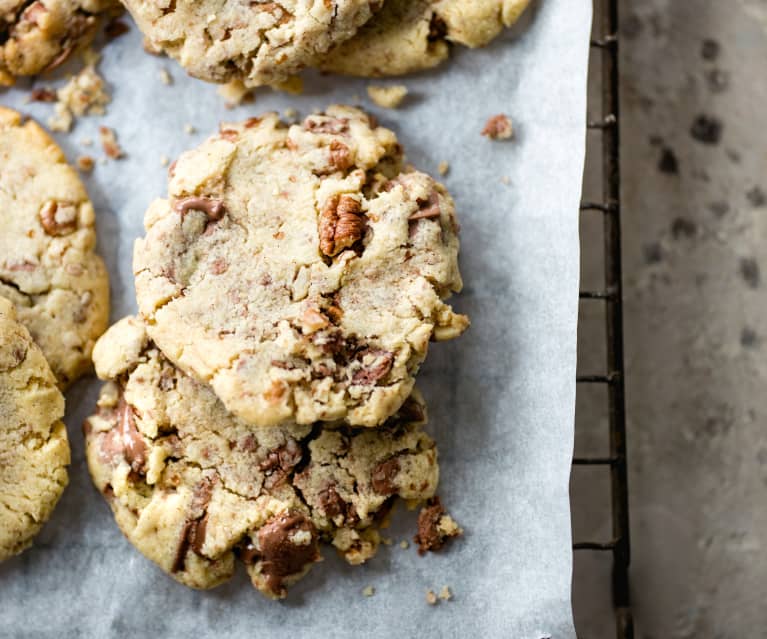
[
  {"left": 371, "top": 457, "right": 400, "bottom": 495},
  {"left": 173, "top": 196, "right": 226, "bottom": 221}
]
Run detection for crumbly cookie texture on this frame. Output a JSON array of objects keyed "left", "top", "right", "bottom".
[
  {"left": 0, "top": 107, "right": 110, "bottom": 387},
  {"left": 85, "top": 316, "right": 439, "bottom": 599},
  {"left": 317, "top": 0, "right": 531, "bottom": 77},
  {"left": 134, "top": 105, "right": 468, "bottom": 428},
  {"left": 0, "top": 297, "right": 70, "bottom": 562},
  {"left": 0, "top": 0, "right": 119, "bottom": 86},
  {"left": 122, "top": 0, "right": 382, "bottom": 88}
]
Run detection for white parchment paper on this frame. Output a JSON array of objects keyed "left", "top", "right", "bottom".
[{"left": 0, "top": 1, "right": 590, "bottom": 636}]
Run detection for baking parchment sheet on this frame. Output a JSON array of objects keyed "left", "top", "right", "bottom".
[{"left": 0, "top": 1, "right": 590, "bottom": 637}]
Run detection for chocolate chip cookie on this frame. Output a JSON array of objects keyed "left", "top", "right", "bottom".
[
  {"left": 133, "top": 106, "right": 468, "bottom": 428},
  {"left": 122, "top": 0, "right": 382, "bottom": 88},
  {"left": 318, "top": 0, "right": 531, "bottom": 77},
  {"left": 0, "top": 297, "right": 70, "bottom": 562},
  {"left": 0, "top": 107, "right": 110, "bottom": 387},
  {"left": 0, "top": 0, "right": 119, "bottom": 86},
  {"left": 85, "top": 316, "right": 439, "bottom": 598}
]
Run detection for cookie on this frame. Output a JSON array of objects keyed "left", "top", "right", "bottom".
[
  {"left": 0, "top": 0, "right": 119, "bottom": 86},
  {"left": 0, "top": 297, "right": 70, "bottom": 562},
  {"left": 318, "top": 0, "right": 531, "bottom": 77},
  {"left": 84, "top": 316, "right": 439, "bottom": 598},
  {"left": 122, "top": 0, "right": 383, "bottom": 88},
  {"left": 133, "top": 106, "right": 468, "bottom": 428},
  {"left": 0, "top": 107, "right": 110, "bottom": 387}
]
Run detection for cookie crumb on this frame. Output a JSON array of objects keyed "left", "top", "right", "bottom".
[
  {"left": 99, "top": 126, "right": 124, "bottom": 159},
  {"left": 81, "top": 137, "right": 93, "bottom": 147},
  {"left": 399, "top": 540, "right": 409, "bottom": 549},
  {"left": 367, "top": 84, "right": 408, "bottom": 109},
  {"left": 160, "top": 155, "right": 170, "bottom": 167},
  {"left": 76, "top": 155, "right": 95, "bottom": 172},
  {"left": 362, "top": 585, "right": 375, "bottom": 597},
  {"left": 159, "top": 68, "right": 173, "bottom": 85},
  {"left": 47, "top": 52, "right": 110, "bottom": 133},
  {"left": 381, "top": 537, "right": 392, "bottom": 546},
  {"left": 27, "top": 87, "right": 57, "bottom": 103},
  {"left": 284, "top": 107, "right": 298, "bottom": 120},
  {"left": 184, "top": 123, "right": 197, "bottom": 135},
  {"left": 426, "top": 590, "right": 438, "bottom": 605},
  {"left": 414, "top": 497, "right": 463, "bottom": 555},
  {"left": 500, "top": 175, "right": 511, "bottom": 185},
  {"left": 439, "top": 586, "right": 452, "bottom": 601},
  {"left": 482, "top": 114, "right": 513, "bottom": 140},
  {"left": 438, "top": 161, "right": 449, "bottom": 176},
  {"left": 218, "top": 79, "right": 253, "bottom": 108}
]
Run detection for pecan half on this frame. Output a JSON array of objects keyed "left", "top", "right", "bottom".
[
  {"left": 318, "top": 194, "right": 364, "bottom": 257},
  {"left": 39, "top": 201, "right": 78, "bottom": 236}
]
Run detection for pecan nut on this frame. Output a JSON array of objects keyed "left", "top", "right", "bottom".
[
  {"left": 39, "top": 201, "right": 78, "bottom": 236},
  {"left": 318, "top": 194, "right": 365, "bottom": 257}
]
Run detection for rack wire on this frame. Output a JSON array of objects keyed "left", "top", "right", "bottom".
[{"left": 573, "top": 0, "right": 633, "bottom": 637}]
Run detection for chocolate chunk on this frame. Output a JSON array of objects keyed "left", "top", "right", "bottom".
[
  {"left": 253, "top": 512, "right": 320, "bottom": 596},
  {"left": 100, "top": 398, "right": 148, "bottom": 474},
  {"left": 396, "top": 395, "right": 426, "bottom": 423},
  {"left": 352, "top": 349, "right": 394, "bottom": 385},
  {"left": 259, "top": 439, "right": 302, "bottom": 489},
  {"left": 172, "top": 477, "right": 215, "bottom": 572},
  {"left": 173, "top": 196, "right": 226, "bottom": 221},
  {"left": 317, "top": 485, "right": 357, "bottom": 524},
  {"left": 371, "top": 457, "right": 400, "bottom": 495},
  {"left": 409, "top": 192, "right": 442, "bottom": 221},
  {"left": 413, "top": 497, "right": 463, "bottom": 555}
]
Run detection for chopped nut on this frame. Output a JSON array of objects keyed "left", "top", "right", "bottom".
[
  {"left": 399, "top": 540, "right": 409, "bottom": 549},
  {"left": 318, "top": 194, "right": 365, "bottom": 257},
  {"left": 76, "top": 156, "right": 95, "bottom": 172},
  {"left": 438, "top": 161, "right": 449, "bottom": 176},
  {"left": 362, "top": 585, "right": 375, "bottom": 597},
  {"left": 28, "top": 87, "right": 56, "bottom": 102},
  {"left": 439, "top": 586, "right": 452, "bottom": 601},
  {"left": 99, "top": 126, "right": 125, "bottom": 159},
  {"left": 367, "top": 84, "right": 408, "bottom": 109},
  {"left": 482, "top": 114, "right": 513, "bottom": 140},
  {"left": 159, "top": 68, "right": 173, "bottom": 85},
  {"left": 426, "top": 590, "right": 438, "bottom": 605}
]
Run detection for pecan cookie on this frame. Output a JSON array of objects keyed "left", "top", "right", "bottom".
[
  {"left": 85, "top": 316, "right": 439, "bottom": 598},
  {"left": 0, "top": 0, "right": 119, "bottom": 85},
  {"left": 0, "top": 297, "right": 70, "bottom": 562},
  {"left": 318, "top": 0, "right": 531, "bottom": 77},
  {"left": 0, "top": 107, "right": 109, "bottom": 387},
  {"left": 121, "top": 0, "right": 382, "bottom": 88},
  {"left": 133, "top": 105, "right": 468, "bottom": 428}
]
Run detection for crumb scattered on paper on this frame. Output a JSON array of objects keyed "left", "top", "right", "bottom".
[
  {"left": 362, "top": 586, "right": 375, "bottom": 597},
  {"left": 81, "top": 137, "right": 93, "bottom": 147},
  {"left": 183, "top": 123, "right": 196, "bottom": 134},
  {"left": 48, "top": 52, "right": 110, "bottom": 132},
  {"left": 399, "top": 540, "right": 409, "bottom": 549},
  {"left": 439, "top": 586, "right": 452, "bottom": 601},
  {"left": 367, "top": 84, "right": 408, "bottom": 109},
  {"left": 482, "top": 113, "right": 513, "bottom": 140},
  {"left": 438, "top": 161, "right": 449, "bottom": 176},
  {"left": 414, "top": 497, "right": 463, "bottom": 555},
  {"left": 501, "top": 175, "right": 511, "bottom": 185},
  {"left": 160, "top": 154, "right": 169, "bottom": 167},
  {"left": 217, "top": 79, "right": 253, "bottom": 108},
  {"left": 76, "top": 156, "right": 95, "bottom": 172},
  {"left": 159, "top": 68, "right": 173, "bottom": 85},
  {"left": 426, "top": 590, "right": 438, "bottom": 605},
  {"left": 284, "top": 107, "right": 297, "bottom": 120},
  {"left": 28, "top": 87, "right": 56, "bottom": 102},
  {"left": 99, "top": 126, "right": 124, "bottom": 159},
  {"left": 381, "top": 537, "right": 392, "bottom": 546}
]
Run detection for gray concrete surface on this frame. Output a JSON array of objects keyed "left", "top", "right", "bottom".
[{"left": 573, "top": 1, "right": 767, "bottom": 636}]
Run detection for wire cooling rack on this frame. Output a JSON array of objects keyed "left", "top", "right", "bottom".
[{"left": 573, "top": 0, "right": 633, "bottom": 637}]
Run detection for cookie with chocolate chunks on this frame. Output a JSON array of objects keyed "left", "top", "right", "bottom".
[
  {"left": 84, "top": 316, "right": 440, "bottom": 598},
  {"left": 0, "top": 107, "right": 109, "bottom": 387},
  {"left": 133, "top": 105, "right": 468, "bottom": 428},
  {"left": 0, "top": 0, "right": 119, "bottom": 85},
  {"left": 317, "top": 0, "right": 531, "bottom": 77},
  {"left": 0, "top": 297, "right": 70, "bottom": 562},
  {"left": 121, "top": 0, "right": 382, "bottom": 88}
]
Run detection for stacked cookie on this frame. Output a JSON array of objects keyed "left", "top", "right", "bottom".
[
  {"left": 120, "top": 0, "right": 532, "bottom": 89},
  {"left": 85, "top": 105, "right": 470, "bottom": 598},
  {"left": 0, "top": 107, "right": 110, "bottom": 560}
]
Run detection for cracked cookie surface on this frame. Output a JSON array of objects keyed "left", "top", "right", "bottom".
[
  {"left": 133, "top": 105, "right": 468, "bottom": 428},
  {"left": 317, "top": 0, "right": 531, "bottom": 77},
  {"left": 121, "top": 0, "right": 382, "bottom": 88},
  {"left": 0, "top": 0, "right": 119, "bottom": 85},
  {"left": 85, "top": 316, "right": 439, "bottom": 598},
  {"left": 0, "top": 297, "right": 70, "bottom": 562},
  {"left": 0, "top": 107, "right": 110, "bottom": 387}
]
